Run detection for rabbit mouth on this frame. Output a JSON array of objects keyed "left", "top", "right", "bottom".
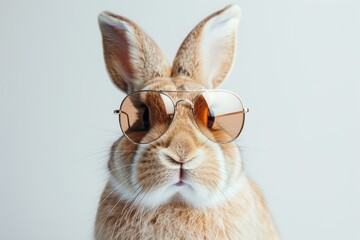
[
  {"left": 175, "top": 180, "right": 185, "bottom": 187},
  {"left": 172, "top": 167, "right": 196, "bottom": 190},
  {"left": 167, "top": 168, "right": 196, "bottom": 193},
  {"left": 175, "top": 166, "right": 186, "bottom": 186}
]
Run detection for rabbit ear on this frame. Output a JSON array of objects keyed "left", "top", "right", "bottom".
[
  {"left": 98, "top": 12, "right": 171, "bottom": 93},
  {"left": 172, "top": 5, "right": 241, "bottom": 88}
]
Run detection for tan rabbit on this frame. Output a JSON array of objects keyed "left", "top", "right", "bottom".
[{"left": 95, "top": 5, "right": 279, "bottom": 240}]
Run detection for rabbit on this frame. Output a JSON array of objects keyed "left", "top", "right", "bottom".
[{"left": 95, "top": 4, "right": 279, "bottom": 240}]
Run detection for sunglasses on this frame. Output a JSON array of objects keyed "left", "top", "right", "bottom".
[{"left": 113, "top": 90, "right": 249, "bottom": 144}]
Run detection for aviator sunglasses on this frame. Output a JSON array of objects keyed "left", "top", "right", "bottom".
[{"left": 114, "top": 90, "right": 249, "bottom": 144}]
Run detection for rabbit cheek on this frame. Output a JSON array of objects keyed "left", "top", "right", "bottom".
[
  {"left": 188, "top": 151, "right": 223, "bottom": 192},
  {"left": 109, "top": 138, "right": 138, "bottom": 185},
  {"left": 221, "top": 142, "right": 243, "bottom": 184},
  {"left": 135, "top": 148, "right": 169, "bottom": 192}
]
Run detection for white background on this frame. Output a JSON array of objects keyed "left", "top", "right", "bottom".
[{"left": 1, "top": 0, "right": 359, "bottom": 239}]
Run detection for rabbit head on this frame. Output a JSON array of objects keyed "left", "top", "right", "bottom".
[{"left": 98, "top": 5, "right": 244, "bottom": 209}]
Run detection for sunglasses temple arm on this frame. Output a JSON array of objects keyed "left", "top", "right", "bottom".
[
  {"left": 114, "top": 110, "right": 131, "bottom": 129},
  {"left": 214, "top": 109, "right": 250, "bottom": 118}
]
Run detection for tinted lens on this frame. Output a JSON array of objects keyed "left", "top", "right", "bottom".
[
  {"left": 119, "top": 92, "right": 175, "bottom": 144},
  {"left": 194, "top": 91, "right": 245, "bottom": 143}
]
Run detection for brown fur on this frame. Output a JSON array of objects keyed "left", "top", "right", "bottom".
[
  {"left": 99, "top": 12, "right": 171, "bottom": 93},
  {"left": 96, "top": 5, "right": 280, "bottom": 240}
]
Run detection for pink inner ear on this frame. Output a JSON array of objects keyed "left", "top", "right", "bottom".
[
  {"left": 112, "top": 27, "right": 135, "bottom": 79},
  {"left": 171, "top": 5, "right": 240, "bottom": 89},
  {"left": 100, "top": 20, "right": 136, "bottom": 92}
]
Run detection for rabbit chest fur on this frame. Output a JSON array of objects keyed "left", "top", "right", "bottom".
[{"left": 95, "top": 179, "right": 278, "bottom": 240}]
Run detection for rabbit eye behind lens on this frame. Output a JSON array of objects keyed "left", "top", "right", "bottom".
[
  {"left": 207, "top": 108, "right": 215, "bottom": 129},
  {"left": 134, "top": 104, "right": 151, "bottom": 131},
  {"left": 141, "top": 105, "right": 150, "bottom": 130}
]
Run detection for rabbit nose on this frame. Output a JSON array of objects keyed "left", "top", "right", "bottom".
[
  {"left": 160, "top": 135, "right": 198, "bottom": 166},
  {"left": 162, "top": 149, "right": 196, "bottom": 165},
  {"left": 168, "top": 132, "right": 198, "bottom": 159},
  {"left": 158, "top": 134, "right": 200, "bottom": 169},
  {"left": 165, "top": 153, "right": 185, "bottom": 165}
]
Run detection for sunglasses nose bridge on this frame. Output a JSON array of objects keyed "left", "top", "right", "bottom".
[{"left": 174, "top": 99, "right": 194, "bottom": 110}]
